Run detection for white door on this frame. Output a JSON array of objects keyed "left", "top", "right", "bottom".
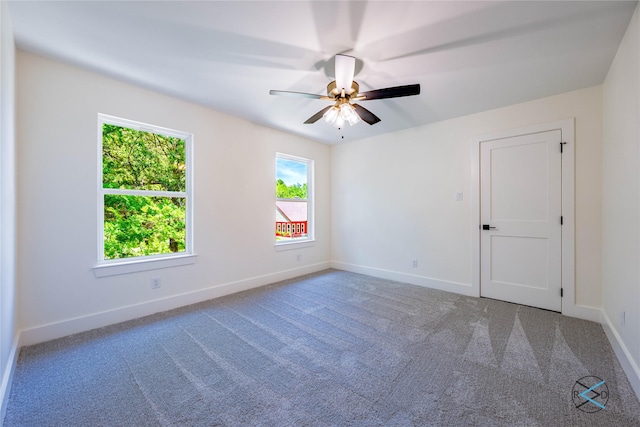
[{"left": 480, "top": 130, "right": 562, "bottom": 312}]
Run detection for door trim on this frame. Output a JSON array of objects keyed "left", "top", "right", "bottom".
[{"left": 471, "top": 118, "right": 577, "bottom": 317}]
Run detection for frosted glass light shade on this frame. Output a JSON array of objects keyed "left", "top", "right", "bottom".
[
  {"left": 340, "top": 104, "right": 360, "bottom": 126},
  {"left": 323, "top": 106, "right": 339, "bottom": 124}
]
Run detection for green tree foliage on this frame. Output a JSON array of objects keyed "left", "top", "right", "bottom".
[
  {"left": 102, "top": 124, "right": 187, "bottom": 260},
  {"left": 104, "top": 196, "right": 186, "bottom": 259},
  {"left": 276, "top": 179, "right": 307, "bottom": 199},
  {"left": 102, "top": 124, "right": 185, "bottom": 191}
]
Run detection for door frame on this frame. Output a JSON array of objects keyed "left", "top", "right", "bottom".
[{"left": 471, "top": 118, "right": 577, "bottom": 317}]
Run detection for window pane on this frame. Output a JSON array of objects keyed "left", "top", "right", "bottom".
[
  {"left": 102, "top": 124, "right": 186, "bottom": 192},
  {"left": 276, "top": 158, "right": 307, "bottom": 199},
  {"left": 276, "top": 156, "right": 309, "bottom": 241},
  {"left": 276, "top": 200, "right": 308, "bottom": 240},
  {"left": 104, "top": 195, "right": 186, "bottom": 259}
]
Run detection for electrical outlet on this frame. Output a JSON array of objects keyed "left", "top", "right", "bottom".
[
  {"left": 151, "top": 277, "right": 161, "bottom": 289},
  {"left": 456, "top": 192, "right": 463, "bottom": 202},
  {"left": 620, "top": 310, "right": 626, "bottom": 327},
  {"left": 412, "top": 259, "right": 418, "bottom": 268}
]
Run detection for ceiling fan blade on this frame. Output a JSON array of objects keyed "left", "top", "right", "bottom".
[
  {"left": 269, "top": 90, "right": 324, "bottom": 100},
  {"left": 335, "top": 54, "right": 355, "bottom": 94},
  {"left": 352, "top": 104, "right": 381, "bottom": 125},
  {"left": 304, "top": 106, "right": 333, "bottom": 124},
  {"left": 360, "top": 84, "right": 421, "bottom": 100}
]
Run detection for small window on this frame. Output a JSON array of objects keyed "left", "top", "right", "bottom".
[
  {"left": 276, "top": 153, "right": 313, "bottom": 245},
  {"left": 97, "top": 115, "right": 193, "bottom": 264}
]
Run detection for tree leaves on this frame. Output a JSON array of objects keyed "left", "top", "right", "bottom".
[
  {"left": 104, "top": 195, "right": 186, "bottom": 259},
  {"left": 102, "top": 123, "right": 187, "bottom": 259},
  {"left": 102, "top": 124, "right": 186, "bottom": 191},
  {"left": 276, "top": 179, "right": 307, "bottom": 199}
]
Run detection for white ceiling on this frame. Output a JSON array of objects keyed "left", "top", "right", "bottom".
[{"left": 7, "top": 1, "right": 637, "bottom": 145}]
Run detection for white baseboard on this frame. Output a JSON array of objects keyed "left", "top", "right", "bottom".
[
  {"left": 562, "top": 303, "right": 602, "bottom": 323},
  {"left": 331, "top": 261, "right": 477, "bottom": 297},
  {"left": 601, "top": 310, "right": 640, "bottom": 401},
  {"left": 333, "top": 263, "right": 604, "bottom": 323},
  {"left": 19, "top": 262, "right": 331, "bottom": 347},
  {"left": 0, "top": 334, "right": 20, "bottom": 427}
]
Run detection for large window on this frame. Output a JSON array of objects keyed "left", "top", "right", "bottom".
[
  {"left": 276, "top": 153, "right": 313, "bottom": 245},
  {"left": 97, "top": 115, "right": 193, "bottom": 268}
]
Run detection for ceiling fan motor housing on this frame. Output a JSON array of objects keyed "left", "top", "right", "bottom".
[{"left": 327, "top": 80, "right": 359, "bottom": 98}]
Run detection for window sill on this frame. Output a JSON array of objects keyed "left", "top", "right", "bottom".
[
  {"left": 274, "top": 240, "right": 316, "bottom": 252},
  {"left": 93, "top": 254, "right": 197, "bottom": 277}
]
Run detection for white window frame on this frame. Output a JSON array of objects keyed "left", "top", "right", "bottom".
[
  {"left": 93, "top": 114, "right": 196, "bottom": 277},
  {"left": 275, "top": 152, "right": 314, "bottom": 251}
]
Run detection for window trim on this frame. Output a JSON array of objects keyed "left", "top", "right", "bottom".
[
  {"left": 94, "top": 114, "right": 195, "bottom": 277},
  {"left": 275, "top": 152, "right": 314, "bottom": 248}
]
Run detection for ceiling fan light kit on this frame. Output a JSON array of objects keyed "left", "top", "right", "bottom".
[
  {"left": 270, "top": 54, "right": 420, "bottom": 128},
  {"left": 323, "top": 103, "right": 361, "bottom": 128},
  {"left": 322, "top": 105, "right": 341, "bottom": 127}
]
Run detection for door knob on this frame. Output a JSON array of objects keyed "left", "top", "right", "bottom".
[{"left": 482, "top": 224, "right": 496, "bottom": 230}]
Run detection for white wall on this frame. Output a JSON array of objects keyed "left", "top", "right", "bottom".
[
  {"left": 0, "top": 0, "right": 18, "bottom": 419},
  {"left": 16, "top": 52, "right": 331, "bottom": 345},
  {"left": 602, "top": 3, "right": 640, "bottom": 395},
  {"left": 332, "top": 85, "right": 603, "bottom": 314}
]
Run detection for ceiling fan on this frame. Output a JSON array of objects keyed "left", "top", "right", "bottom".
[{"left": 269, "top": 54, "right": 420, "bottom": 127}]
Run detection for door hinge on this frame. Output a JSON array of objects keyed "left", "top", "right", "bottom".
[
  {"left": 561, "top": 216, "right": 563, "bottom": 225},
  {"left": 560, "top": 142, "right": 567, "bottom": 153},
  {"left": 561, "top": 288, "right": 564, "bottom": 297}
]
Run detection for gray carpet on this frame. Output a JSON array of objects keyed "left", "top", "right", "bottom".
[{"left": 4, "top": 269, "right": 640, "bottom": 426}]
